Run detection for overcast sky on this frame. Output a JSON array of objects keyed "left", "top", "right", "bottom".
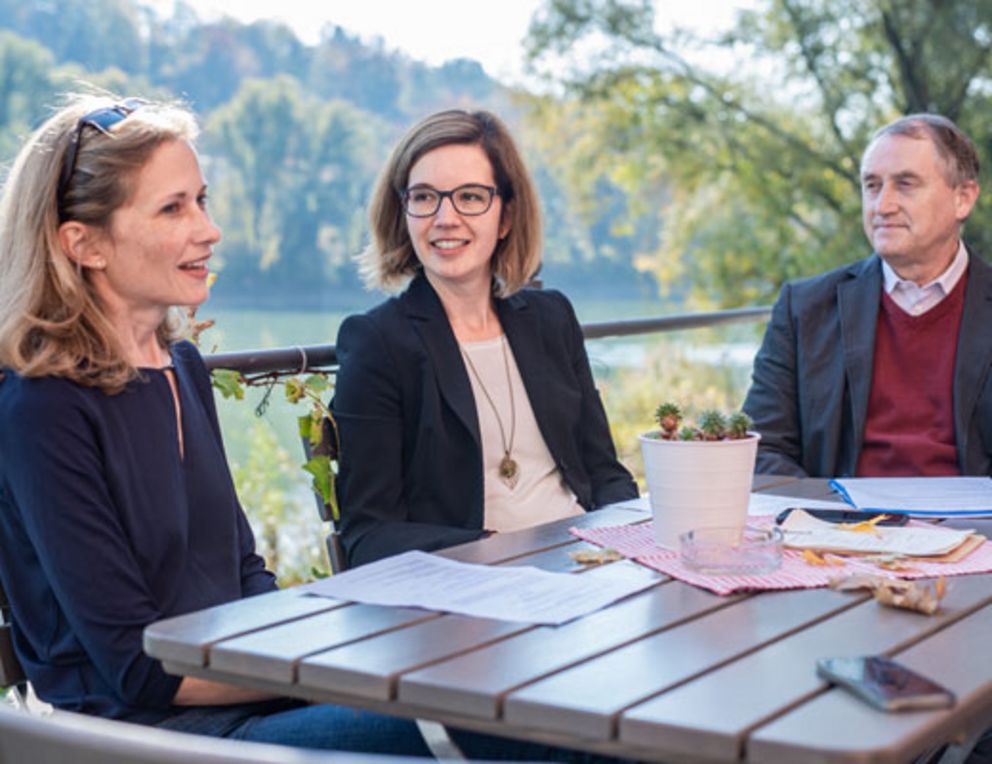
[{"left": 147, "top": 1, "right": 754, "bottom": 84}]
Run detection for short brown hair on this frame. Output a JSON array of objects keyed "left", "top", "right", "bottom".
[
  {"left": 0, "top": 93, "right": 198, "bottom": 392},
  {"left": 868, "top": 113, "right": 980, "bottom": 186},
  {"left": 359, "top": 109, "right": 542, "bottom": 297}
]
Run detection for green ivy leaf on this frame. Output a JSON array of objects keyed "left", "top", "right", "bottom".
[
  {"left": 304, "top": 374, "right": 331, "bottom": 393},
  {"left": 284, "top": 377, "right": 305, "bottom": 404},
  {"left": 303, "top": 455, "right": 334, "bottom": 517},
  {"left": 309, "top": 565, "right": 331, "bottom": 580},
  {"left": 211, "top": 369, "right": 244, "bottom": 400},
  {"left": 308, "top": 411, "right": 324, "bottom": 448},
  {"left": 297, "top": 415, "right": 312, "bottom": 440}
]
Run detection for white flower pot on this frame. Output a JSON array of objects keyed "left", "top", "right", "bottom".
[{"left": 638, "top": 431, "right": 761, "bottom": 549}]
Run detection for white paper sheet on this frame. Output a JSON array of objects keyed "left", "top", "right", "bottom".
[
  {"left": 830, "top": 477, "right": 992, "bottom": 517},
  {"left": 303, "top": 551, "right": 659, "bottom": 625},
  {"left": 747, "top": 493, "right": 850, "bottom": 517},
  {"left": 608, "top": 493, "right": 850, "bottom": 517},
  {"left": 781, "top": 510, "right": 973, "bottom": 556}
]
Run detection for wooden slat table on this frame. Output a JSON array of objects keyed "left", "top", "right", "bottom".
[{"left": 144, "top": 478, "right": 992, "bottom": 763}]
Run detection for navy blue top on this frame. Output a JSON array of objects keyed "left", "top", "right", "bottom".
[{"left": 0, "top": 341, "right": 275, "bottom": 723}]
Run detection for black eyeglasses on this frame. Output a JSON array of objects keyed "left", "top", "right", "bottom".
[
  {"left": 401, "top": 184, "right": 500, "bottom": 218},
  {"left": 57, "top": 98, "right": 147, "bottom": 218}
]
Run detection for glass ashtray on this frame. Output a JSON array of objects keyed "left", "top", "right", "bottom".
[{"left": 680, "top": 525, "right": 783, "bottom": 575}]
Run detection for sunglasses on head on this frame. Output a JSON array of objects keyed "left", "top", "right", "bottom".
[{"left": 57, "top": 97, "right": 148, "bottom": 219}]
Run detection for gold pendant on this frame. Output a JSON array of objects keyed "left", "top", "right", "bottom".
[{"left": 499, "top": 454, "right": 519, "bottom": 490}]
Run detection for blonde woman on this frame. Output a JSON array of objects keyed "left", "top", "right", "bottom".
[
  {"left": 333, "top": 109, "right": 637, "bottom": 567},
  {"left": 0, "top": 94, "right": 429, "bottom": 753}
]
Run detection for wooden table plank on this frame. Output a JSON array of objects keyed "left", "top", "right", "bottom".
[
  {"left": 398, "top": 570, "right": 737, "bottom": 720},
  {"left": 619, "top": 572, "right": 992, "bottom": 761},
  {"left": 501, "top": 588, "right": 862, "bottom": 741},
  {"left": 442, "top": 504, "right": 648, "bottom": 565},
  {"left": 752, "top": 475, "right": 802, "bottom": 493},
  {"left": 748, "top": 597, "right": 992, "bottom": 764},
  {"left": 207, "top": 604, "right": 436, "bottom": 683},
  {"left": 497, "top": 540, "right": 631, "bottom": 574},
  {"left": 298, "top": 615, "right": 531, "bottom": 701},
  {"left": 294, "top": 542, "right": 620, "bottom": 701},
  {"left": 143, "top": 590, "right": 342, "bottom": 666}
]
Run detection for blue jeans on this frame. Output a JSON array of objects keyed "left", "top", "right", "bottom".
[
  {"left": 155, "top": 698, "right": 430, "bottom": 756},
  {"left": 155, "top": 698, "right": 629, "bottom": 761}
]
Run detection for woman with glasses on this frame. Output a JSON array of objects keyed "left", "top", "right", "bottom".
[
  {"left": 333, "top": 109, "right": 638, "bottom": 568},
  {"left": 0, "top": 94, "right": 431, "bottom": 754}
]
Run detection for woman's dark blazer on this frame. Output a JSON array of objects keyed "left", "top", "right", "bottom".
[{"left": 332, "top": 272, "right": 638, "bottom": 567}]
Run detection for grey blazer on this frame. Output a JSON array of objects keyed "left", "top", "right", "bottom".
[{"left": 742, "top": 251, "right": 992, "bottom": 477}]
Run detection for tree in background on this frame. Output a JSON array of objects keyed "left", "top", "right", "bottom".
[
  {"left": 526, "top": 0, "right": 992, "bottom": 306},
  {"left": 0, "top": 0, "right": 654, "bottom": 306},
  {"left": 0, "top": 32, "right": 54, "bottom": 158},
  {"left": 205, "top": 77, "right": 386, "bottom": 304}
]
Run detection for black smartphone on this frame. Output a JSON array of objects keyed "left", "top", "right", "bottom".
[
  {"left": 816, "top": 656, "right": 955, "bottom": 712},
  {"left": 775, "top": 507, "right": 909, "bottom": 526}
]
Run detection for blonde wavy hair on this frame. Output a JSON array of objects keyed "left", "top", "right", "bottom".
[
  {"left": 359, "top": 109, "right": 542, "bottom": 297},
  {"left": 0, "top": 93, "right": 198, "bottom": 392}
]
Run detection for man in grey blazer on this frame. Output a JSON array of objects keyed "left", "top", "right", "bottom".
[{"left": 743, "top": 114, "right": 992, "bottom": 477}]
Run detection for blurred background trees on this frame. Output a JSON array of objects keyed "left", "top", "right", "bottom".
[
  {"left": 2, "top": 0, "right": 990, "bottom": 309},
  {"left": 526, "top": 0, "right": 992, "bottom": 305}
]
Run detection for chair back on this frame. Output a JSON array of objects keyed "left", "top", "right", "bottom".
[
  {"left": 0, "top": 704, "right": 396, "bottom": 764},
  {"left": 0, "top": 577, "right": 26, "bottom": 691},
  {"left": 301, "top": 416, "right": 347, "bottom": 574}
]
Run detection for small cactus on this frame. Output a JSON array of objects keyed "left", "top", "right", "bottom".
[
  {"left": 727, "top": 411, "right": 753, "bottom": 439},
  {"left": 651, "top": 403, "right": 756, "bottom": 441},
  {"left": 654, "top": 402, "right": 682, "bottom": 438},
  {"left": 698, "top": 410, "right": 727, "bottom": 440}
]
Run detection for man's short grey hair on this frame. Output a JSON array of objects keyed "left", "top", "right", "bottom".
[{"left": 867, "top": 113, "right": 979, "bottom": 186}]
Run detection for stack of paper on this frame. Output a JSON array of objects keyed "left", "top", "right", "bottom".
[
  {"left": 829, "top": 477, "right": 992, "bottom": 518},
  {"left": 302, "top": 550, "right": 659, "bottom": 625},
  {"left": 781, "top": 509, "right": 976, "bottom": 558}
]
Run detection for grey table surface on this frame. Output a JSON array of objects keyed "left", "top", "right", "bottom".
[{"left": 144, "top": 477, "right": 992, "bottom": 763}]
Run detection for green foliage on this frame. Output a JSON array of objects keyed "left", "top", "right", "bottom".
[
  {"left": 230, "top": 421, "right": 329, "bottom": 585},
  {"left": 0, "top": 3, "right": 651, "bottom": 308},
  {"left": 527, "top": 0, "right": 992, "bottom": 305},
  {"left": 594, "top": 328, "right": 754, "bottom": 482},
  {"left": 211, "top": 367, "right": 339, "bottom": 523},
  {"left": 201, "top": 77, "right": 392, "bottom": 301},
  {"left": 211, "top": 368, "right": 245, "bottom": 401}
]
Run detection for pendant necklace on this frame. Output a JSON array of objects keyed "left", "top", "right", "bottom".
[{"left": 462, "top": 336, "right": 519, "bottom": 489}]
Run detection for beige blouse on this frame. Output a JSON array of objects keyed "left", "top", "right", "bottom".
[{"left": 460, "top": 335, "right": 583, "bottom": 533}]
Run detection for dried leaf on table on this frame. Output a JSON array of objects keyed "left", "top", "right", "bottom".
[
  {"left": 802, "top": 549, "right": 845, "bottom": 566},
  {"left": 569, "top": 547, "right": 623, "bottom": 565},
  {"left": 829, "top": 574, "right": 946, "bottom": 615},
  {"left": 836, "top": 514, "right": 889, "bottom": 535}
]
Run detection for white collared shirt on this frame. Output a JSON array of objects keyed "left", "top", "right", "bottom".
[{"left": 881, "top": 241, "right": 968, "bottom": 316}]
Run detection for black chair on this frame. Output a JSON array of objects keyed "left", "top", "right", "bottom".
[
  {"left": 0, "top": 578, "right": 27, "bottom": 707},
  {"left": 301, "top": 415, "right": 347, "bottom": 574}
]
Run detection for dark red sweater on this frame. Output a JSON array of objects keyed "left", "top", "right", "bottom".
[{"left": 855, "top": 274, "right": 967, "bottom": 476}]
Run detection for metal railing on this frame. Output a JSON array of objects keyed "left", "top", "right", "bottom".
[{"left": 203, "top": 305, "right": 772, "bottom": 374}]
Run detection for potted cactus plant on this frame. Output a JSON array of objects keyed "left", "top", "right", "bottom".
[{"left": 639, "top": 404, "right": 760, "bottom": 548}]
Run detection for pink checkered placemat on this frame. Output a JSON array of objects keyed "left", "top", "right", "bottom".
[{"left": 570, "top": 519, "right": 992, "bottom": 596}]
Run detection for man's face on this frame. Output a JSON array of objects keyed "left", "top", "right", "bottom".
[{"left": 861, "top": 133, "right": 978, "bottom": 283}]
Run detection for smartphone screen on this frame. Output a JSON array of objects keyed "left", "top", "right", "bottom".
[
  {"left": 816, "top": 656, "right": 955, "bottom": 712},
  {"left": 776, "top": 508, "right": 909, "bottom": 526}
]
